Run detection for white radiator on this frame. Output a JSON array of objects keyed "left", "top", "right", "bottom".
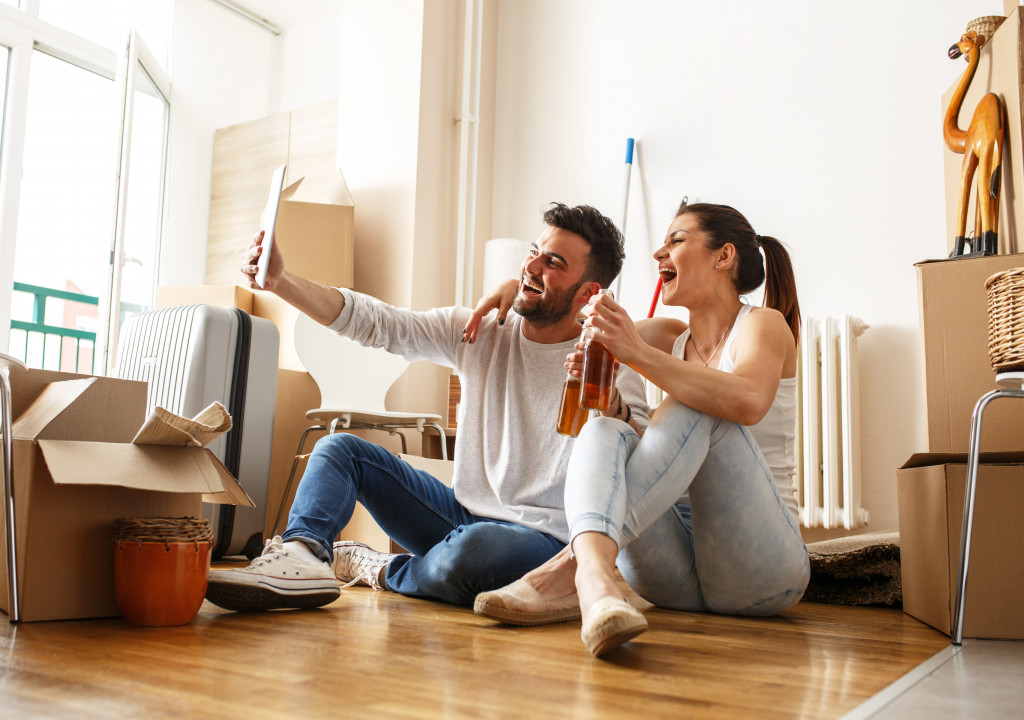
[{"left": 796, "top": 315, "right": 870, "bottom": 529}]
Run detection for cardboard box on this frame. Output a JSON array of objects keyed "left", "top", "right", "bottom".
[
  {"left": 156, "top": 285, "right": 253, "bottom": 314},
  {"left": 0, "top": 367, "right": 251, "bottom": 622},
  {"left": 942, "top": 10, "right": 1024, "bottom": 256},
  {"left": 206, "top": 100, "right": 354, "bottom": 288},
  {"left": 915, "top": 253, "right": 1024, "bottom": 453},
  {"left": 273, "top": 179, "right": 354, "bottom": 291},
  {"left": 897, "top": 452, "right": 1024, "bottom": 639}
]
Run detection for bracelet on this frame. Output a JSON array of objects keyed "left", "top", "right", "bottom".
[{"left": 624, "top": 404, "right": 632, "bottom": 424}]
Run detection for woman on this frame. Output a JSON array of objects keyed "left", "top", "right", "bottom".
[{"left": 466, "top": 201, "right": 809, "bottom": 657}]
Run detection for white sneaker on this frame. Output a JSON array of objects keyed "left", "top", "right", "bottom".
[
  {"left": 331, "top": 541, "right": 400, "bottom": 590},
  {"left": 205, "top": 536, "right": 340, "bottom": 612}
]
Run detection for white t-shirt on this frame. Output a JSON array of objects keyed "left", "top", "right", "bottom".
[{"left": 328, "top": 289, "right": 650, "bottom": 542}]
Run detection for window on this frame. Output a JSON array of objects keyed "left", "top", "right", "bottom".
[{"left": 0, "top": 4, "right": 170, "bottom": 374}]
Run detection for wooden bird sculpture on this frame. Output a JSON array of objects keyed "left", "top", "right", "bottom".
[{"left": 944, "top": 30, "right": 1004, "bottom": 256}]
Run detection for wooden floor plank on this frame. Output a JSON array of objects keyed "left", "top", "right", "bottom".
[{"left": 0, "top": 590, "right": 949, "bottom": 719}]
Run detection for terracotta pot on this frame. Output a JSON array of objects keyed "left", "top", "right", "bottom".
[{"left": 113, "top": 540, "right": 211, "bottom": 626}]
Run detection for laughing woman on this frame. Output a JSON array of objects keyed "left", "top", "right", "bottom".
[{"left": 467, "top": 201, "right": 809, "bottom": 657}]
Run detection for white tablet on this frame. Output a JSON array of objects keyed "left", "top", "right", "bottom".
[{"left": 255, "top": 163, "right": 287, "bottom": 289}]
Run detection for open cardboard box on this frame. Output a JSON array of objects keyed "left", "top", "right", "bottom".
[
  {"left": 897, "top": 452, "right": 1024, "bottom": 639},
  {"left": 0, "top": 366, "right": 252, "bottom": 622}
]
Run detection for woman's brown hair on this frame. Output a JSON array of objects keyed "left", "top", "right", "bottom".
[{"left": 677, "top": 200, "right": 801, "bottom": 342}]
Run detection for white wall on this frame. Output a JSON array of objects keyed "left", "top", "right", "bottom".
[
  {"left": 163, "top": 0, "right": 274, "bottom": 286},
  {"left": 489, "top": 0, "right": 1004, "bottom": 535}
]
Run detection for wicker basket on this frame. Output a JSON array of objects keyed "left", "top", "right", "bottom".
[
  {"left": 966, "top": 15, "right": 1006, "bottom": 47},
  {"left": 113, "top": 516, "right": 212, "bottom": 549},
  {"left": 986, "top": 268, "right": 1024, "bottom": 372}
]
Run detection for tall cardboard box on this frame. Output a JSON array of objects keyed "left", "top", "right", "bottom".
[
  {"left": 942, "top": 10, "right": 1024, "bottom": 255},
  {"left": 897, "top": 452, "right": 1024, "bottom": 639},
  {"left": 915, "top": 253, "right": 1024, "bottom": 453},
  {"left": 0, "top": 367, "right": 251, "bottom": 622}
]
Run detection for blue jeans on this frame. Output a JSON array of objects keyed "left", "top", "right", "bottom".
[
  {"left": 281, "top": 433, "right": 564, "bottom": 605},
  {"left": 565, "top": 399, "right": 809, "bottom": 616}
]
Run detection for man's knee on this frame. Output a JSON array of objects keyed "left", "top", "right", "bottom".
[{"left": 312, "top": 432, "right": 365, "bottom": 457}]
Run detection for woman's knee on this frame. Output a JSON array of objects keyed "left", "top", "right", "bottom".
[{"left": 577, "top": 415, "right": 634, "bottom": 445}]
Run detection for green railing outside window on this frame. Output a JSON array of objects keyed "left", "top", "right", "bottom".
[{"left": 8, "top": 282, "right": 145, "bottom": 375}]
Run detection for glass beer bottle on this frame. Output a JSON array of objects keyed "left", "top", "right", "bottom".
[
  {"left": 580, "top": 289, "right": 616, "bottom": 411},
  {"left": 555, "top": 373, "right": 590, "bottom": 437}
]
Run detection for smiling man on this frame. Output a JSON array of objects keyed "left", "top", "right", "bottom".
[{"left": 206, "top": 202, "right": 649, "bottom": 612}]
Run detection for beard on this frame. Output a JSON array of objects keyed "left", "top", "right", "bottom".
[{"left": 513, "top": 277, "right": 583, "bottom": 328}]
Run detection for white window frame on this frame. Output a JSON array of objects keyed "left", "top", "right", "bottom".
[{"left": 0, "top": 5, "right": 170, "bottom": 373}]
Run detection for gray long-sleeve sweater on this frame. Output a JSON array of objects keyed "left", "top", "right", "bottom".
[{"left": 327, "top": 288, "right": 649, "bottom": 543}]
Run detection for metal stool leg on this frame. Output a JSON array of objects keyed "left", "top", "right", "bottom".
[
  {"left": 952, "top": 387, "right": 1024, "bottom": 645},
  {"left": 1, "top": 367, "right": 20, "bottom": 623}
]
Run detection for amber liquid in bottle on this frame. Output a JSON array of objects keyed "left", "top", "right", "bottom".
[
  {"left": 580, "top": 289, "right": 616, "bottom": 411},
  {"left": 556, "top": 375, "right": 590, "bottom": 437},
  {"left": 580, "top": 340, "right": 615, "bottom": 410}
]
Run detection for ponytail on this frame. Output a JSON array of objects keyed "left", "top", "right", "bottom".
[{"left": 758, "top": 235, "right": 801, "bottom": 343}]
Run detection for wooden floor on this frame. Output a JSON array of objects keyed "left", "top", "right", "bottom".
[{"left": 0, "top": 586, "right": 949, "bottom": 719}]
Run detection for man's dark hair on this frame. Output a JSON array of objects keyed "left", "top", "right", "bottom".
[{"left": 542, "top": 203, "right": 624, "bottom": 288}]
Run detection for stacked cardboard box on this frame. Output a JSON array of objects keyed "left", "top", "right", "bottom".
[{"left": 902, "top": 201, "right": 1024, "bottom": 639}]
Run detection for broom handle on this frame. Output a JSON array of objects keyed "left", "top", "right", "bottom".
[
  {"left": 611, "top": 139, "right": 634, "bottom": 298},
  {"left": 647, "top": 277, "right": 662, "bottom": 319}
]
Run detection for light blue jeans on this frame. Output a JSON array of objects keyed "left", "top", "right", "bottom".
[
  {"left": 566, "top": 399, "right": 809, "bottom": 616},
  {"left": 282, "top": 433, "right": 565, "bottom": 606}
]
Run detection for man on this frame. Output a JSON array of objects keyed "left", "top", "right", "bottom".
[{"left": 205, "top": 203, "right": 649, "bottom": 612}]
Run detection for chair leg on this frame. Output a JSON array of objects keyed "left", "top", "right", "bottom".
[
  {"left": 271, "top": 425, "right": 326, "bottom": 538},
  {"left": 1, "top": 369, "right": 20, "bottom": 623},
  {"left": 951, "top": 387, "right": 1024, "bottom": 644},
  {"left": 426, "top": 422, "right": 448, "bottom": 461}
]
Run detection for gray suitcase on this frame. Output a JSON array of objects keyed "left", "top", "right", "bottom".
[{"left": 114, "top": 304, "right": 279, "bottom": 559}]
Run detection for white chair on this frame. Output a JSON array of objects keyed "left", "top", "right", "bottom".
[{"left": 271, "top": 313, "right": 447, "bottom": 535}]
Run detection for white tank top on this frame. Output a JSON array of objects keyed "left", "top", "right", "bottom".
[{"left": 672, "top": 304, "right": 798, "bottom": 514}]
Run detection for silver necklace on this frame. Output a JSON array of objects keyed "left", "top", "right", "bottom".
[{"left": 691, "top": 303, "right": 742, "bottom": 367}]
